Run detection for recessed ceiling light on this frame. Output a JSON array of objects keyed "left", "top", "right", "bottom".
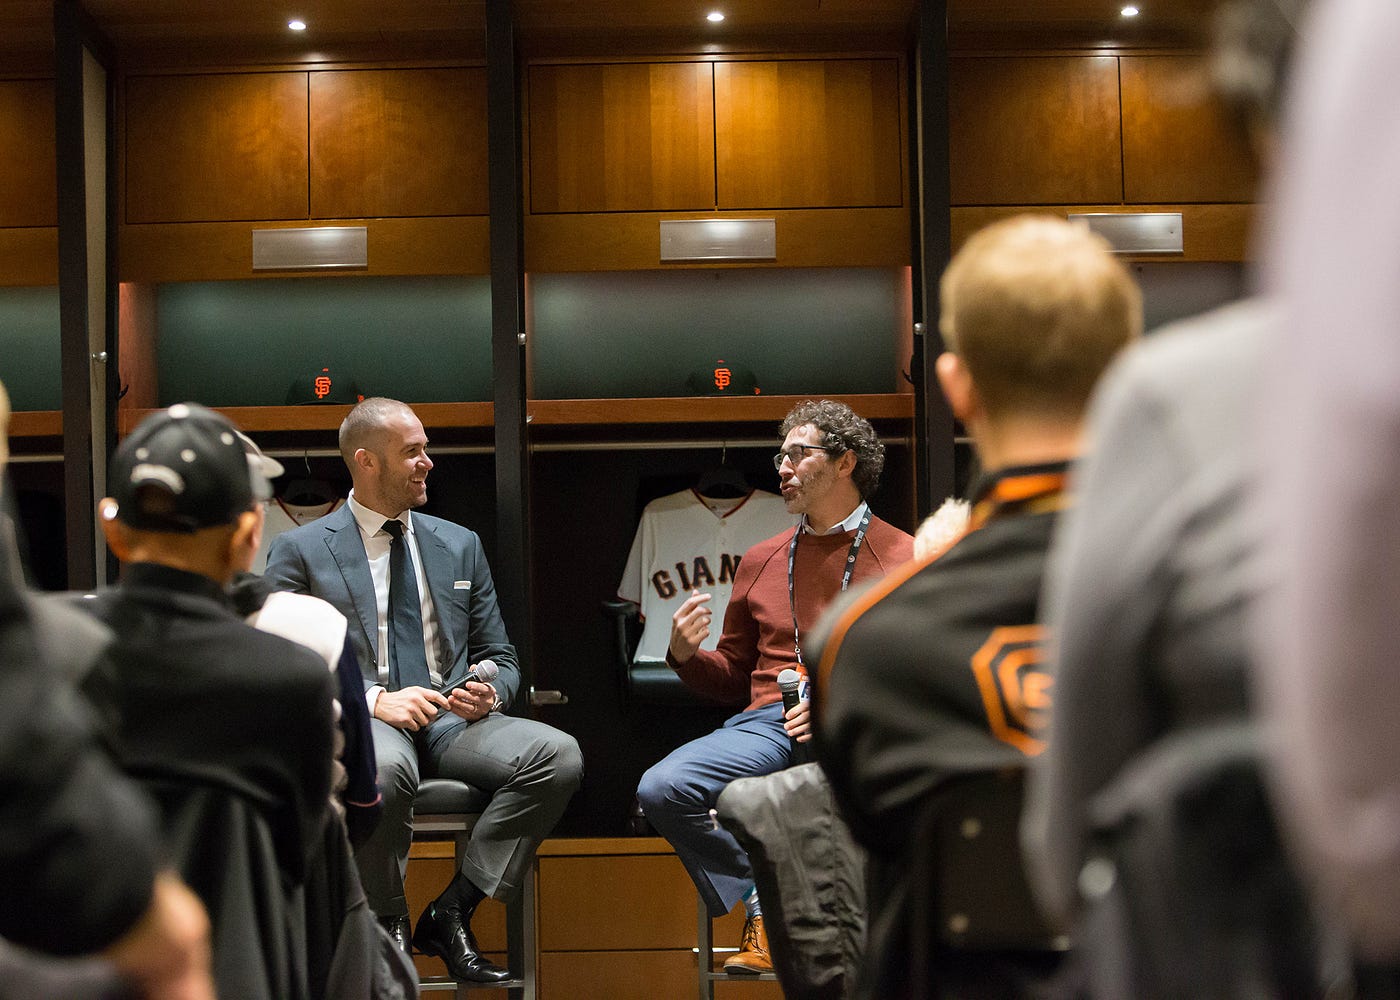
[
  {"left": 288, "top": 19, "right": 307, "bottom": 31},
  {"left": 1120, "top": 5, "right": 1140, "bottom": 16},
  {"left": 707, "top": 11, "right": 725, "bottom": 23}
]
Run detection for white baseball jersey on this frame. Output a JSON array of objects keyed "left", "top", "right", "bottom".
[
  {"left": 253, "top": 497, "right": 345, "bottom": 573},
  {"left": 617, "top": 488, "right": 797, "bottom": 662}
]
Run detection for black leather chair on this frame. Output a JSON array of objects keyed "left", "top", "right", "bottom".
[
  {"left": 411, "top": 778, "right": 536, "bottom": 998},
  {"left": 865, "top": 769, "right": 1068, "bottom": 1000},
  {"left": 600, "top": 598, "right": 708, "bottom": 707}
]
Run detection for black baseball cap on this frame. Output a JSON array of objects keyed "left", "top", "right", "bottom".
[
  {"left": 287, "top": 366, "right": 362, "bottom": 405},
  {"left": 108, "top": 403, "right": 284, "bottom": 533},
  {"left": 685, "top": 359, "right": 761, "bottom": 397}
]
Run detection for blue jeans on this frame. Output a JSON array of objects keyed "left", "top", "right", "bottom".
[{"left": 637, "top": 702, "right": 793, "bottom": 916}]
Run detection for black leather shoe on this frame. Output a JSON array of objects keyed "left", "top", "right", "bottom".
[
  {"left": 411, "top": 901, "right": 512, "bottom": 984},
  {"left": 379, "top": 914, "right": 411, "bottom": 954}
]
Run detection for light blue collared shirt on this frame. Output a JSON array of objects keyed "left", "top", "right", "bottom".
[{"left": 801, "top": 500, "right": 869, "bottom": 535}]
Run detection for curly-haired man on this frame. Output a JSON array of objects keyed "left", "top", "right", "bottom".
[{"left": 637, "top": 398, "right": 913, "bottom": 973}]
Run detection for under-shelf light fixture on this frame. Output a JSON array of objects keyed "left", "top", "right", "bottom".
[
  {"left": 288, "top": 18, "right": 307, "bottom": 31},
  {"left": 707, "top": 11, "right": 725, "bottom": 23},
  {"left": 1120, "top": 5, "right": 1140, "bottom": 17}
]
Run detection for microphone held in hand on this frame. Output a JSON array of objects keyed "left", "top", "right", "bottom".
[
  {"left": 777, "top": 667, "right": 810, "bottom": 764},
  {"left": 466, "top": 659, "right": 499, "bottom": 686},
  {"left": 437, "top": 658, "right": 498, "bottom": 695},
  {"left": 777, "top": 668, "right": 803, "bottom": 714}
]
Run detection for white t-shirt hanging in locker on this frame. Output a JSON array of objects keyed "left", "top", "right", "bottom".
[
  {"left": 252, "top": 497, "right": 345, "bottom": 573},
  {"left": 617, "top": 488, "right": 797, "bottom": 663}
]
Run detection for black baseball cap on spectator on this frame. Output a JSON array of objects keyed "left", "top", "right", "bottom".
[{"left": 108, "top": 403, "right": 284, "bottom": 533}]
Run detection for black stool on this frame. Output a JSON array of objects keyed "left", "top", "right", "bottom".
[{"left": 411, "top": 778, "right": 536, "bottom": 998}]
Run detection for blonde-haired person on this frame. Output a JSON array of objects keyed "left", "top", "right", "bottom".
[
  {"left": 816, "top": 215, "right": 1139, "bottom": 1000},
  {"left": 937, "top": 214, "right": 1142, "bottom": 429}
]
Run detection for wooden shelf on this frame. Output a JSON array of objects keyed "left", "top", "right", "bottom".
[
  {"left": 8, "top": 410, "right": 62, "bottom": 438},
  {"left": 116, "top": 401, "right": 494, "bottom": 435},
  {"left": 25, "top": 396, "right": 910, "bottom": 440},
  {"left": 527, "top": 392, "right": 913, "bottom": 426}
]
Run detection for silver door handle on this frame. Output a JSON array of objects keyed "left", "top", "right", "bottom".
[{"left": 529, "top": 687, "right": 569, "bottom": 706}]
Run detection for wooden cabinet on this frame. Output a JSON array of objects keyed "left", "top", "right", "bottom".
[
  {"left": 310, "top": 67, "right": 489, "bottom": 219},
  {"left": 0, "top": 79, "right": 57, "bottom": 229},
  {"left": 0, "top": 78, "right": 59, "bottom": 287},
  {"left": 405, "top": 842, "right": 508, "bottom": 981},
  {"left": 946, "top": 52, "right": 1258, "bottom": 255},
  {"left": 1120, "top": 55, "right": 1258, "bottom": 204},
  {"left": 528, "top": 56, "right": 905, "bottom": 215},
  {"left": 120, "top": 66, "right": 491, "bottom": 279},
  {"left": 528, "top": 61, "right": 717, "bottom": 213},
  {"left": 949, "top": 55, "right": 1123, "bottom": 206},
  {"left": 125, "top": 72, "right": 310, "bottom": 224},
  {"left": 124, "top": 67, "right": 491, "bottom": 225},
  {"left": 524, "top": 55, "right": 909, "bottom": 270},
  {"left": 404, "top": 836, "right": 788, "bottom": 998},
  {"left": 714, "top": 58, "right": 903, "bottom": 209},
  {"left": 534, "top": 838, "right": 783, "bottom": 1000}
]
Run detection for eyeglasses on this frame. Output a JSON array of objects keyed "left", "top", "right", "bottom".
[{"left": 772, "top": 444, "right": 838, "bottom": 471}]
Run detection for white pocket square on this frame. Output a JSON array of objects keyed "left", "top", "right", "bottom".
[{"left": 454, "top": 580, "right": 472, "bottom": 590}]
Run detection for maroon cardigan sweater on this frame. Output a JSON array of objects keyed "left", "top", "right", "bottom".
[{"left": 668, "top": 515, "right": 914, "bottom": 711}]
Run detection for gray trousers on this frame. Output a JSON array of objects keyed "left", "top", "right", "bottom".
[{"left": 358, "top": 713, "right": 583, "bottom": 917}]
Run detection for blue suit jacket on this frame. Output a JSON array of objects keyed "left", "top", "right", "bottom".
[{"left": 263, "top": 503, "right": 520, "bottom": 713}]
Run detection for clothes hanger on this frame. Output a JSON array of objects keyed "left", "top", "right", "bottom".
[
  {"left": 695, "top": 442, "right": 750, "bottom": 500},
  {"left": 278, "top": 452, "right": 340, "bottom": 507}
]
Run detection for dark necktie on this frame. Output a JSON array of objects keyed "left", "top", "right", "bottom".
[{"left": 383, "top": 519, "right": 431, "bottom": 690}]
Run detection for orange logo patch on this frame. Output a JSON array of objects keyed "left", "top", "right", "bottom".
[{"left": 969, "top": 624, "right": 1051, "bottom": 756}]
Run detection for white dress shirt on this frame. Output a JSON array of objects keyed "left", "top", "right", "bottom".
[{"left": 348, "top": 491, "right": 444, "bottom": 709}]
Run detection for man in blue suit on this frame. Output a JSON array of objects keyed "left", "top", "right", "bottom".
[{"left": 265, "top": 397, "right": 582, "bottom": 984}]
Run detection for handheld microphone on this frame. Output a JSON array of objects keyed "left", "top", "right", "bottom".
[
  {"left": 777, "top": 668, "right": 804, "bottom": 714},
  {"left": 466, "top": 659, "right": 499, "bottom": 686},
  {"left": 437, "top": 659, "right": 498, "bottom": 695},
  {"left": 777, "top": 668, "right": 810, "bottom": 764}
]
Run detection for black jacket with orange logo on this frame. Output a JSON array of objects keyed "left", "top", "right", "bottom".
[
  {"left": 815, "top": 462, "right": 1066, "bottom": 859},
  {"left": 813, "top": 464, "right": 1067, "bottom": 999}
]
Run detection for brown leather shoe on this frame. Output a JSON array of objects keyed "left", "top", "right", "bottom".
[{"left": 723, "top": 914, "right": 772, "bottom": 974}]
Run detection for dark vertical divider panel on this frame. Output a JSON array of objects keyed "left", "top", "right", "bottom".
[
  {"left": 54, "top": 0, "right": 113, "bottom": 590},
  {"left": 914, "top": 0, "right": 956, "bottom": 513},
  {"left": 487, "top": 3, "right": 534, "bottom": 689}
]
